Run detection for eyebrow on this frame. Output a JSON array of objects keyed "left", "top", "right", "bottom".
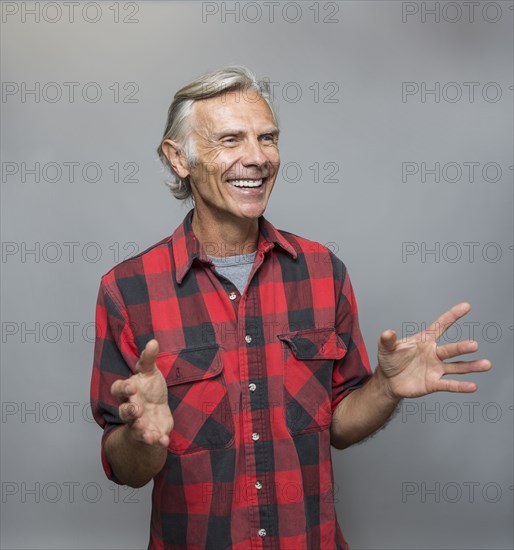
[{"left": 214, "top": 127, "right": 280, "bottom": 139}]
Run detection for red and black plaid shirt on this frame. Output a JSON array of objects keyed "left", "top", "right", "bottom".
[{"left": 91, "top": 209, "right": 372, "bottom": 550}]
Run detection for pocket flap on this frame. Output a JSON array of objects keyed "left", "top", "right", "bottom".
[
  {"left": 155, "top": 345, "right": 223, "bottom": 386},
  {"left": 278, "top": 327, "right": 346, "bottom": 360}
]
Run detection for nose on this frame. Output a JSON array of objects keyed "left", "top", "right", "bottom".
[{"left": 241, "top": 137, "right": 269, "bottom": 169}]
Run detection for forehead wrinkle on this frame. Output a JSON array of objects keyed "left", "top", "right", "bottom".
[{"left": 191, "top": 95, "right": 278, "bottom": 149}]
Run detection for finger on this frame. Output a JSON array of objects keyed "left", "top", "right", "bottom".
[
  {"left": 424, "top": 302, "right": 471, "bottom": 341},
  {"left": 111, "top": 379, "right": 136, "bottom": 400},
  {"left": 433, "top": 378, "right": 478, "bottom": 393},
  {"left": 136, "top": 339, "right": 160, "bottom": 374},
  {"left": 141, "top": 429, "right": 168, "bottom": 447},
  {"left": 158, "top": 434, "right": 170, "bottom": 448},
  {"left": 379, "top": 330, "right": 397, "bottom": 351},
  {"left": 436, "top": 340, "right": 478, "bottom": 360},
  {"left": 119, "top": 401, "right": 141, "bottom": 423},
  {"left": 443, "top": 359, "right": 492, "bottom": 375}
]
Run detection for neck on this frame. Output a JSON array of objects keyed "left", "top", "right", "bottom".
[{"left": 191, "top": 208, "right": 260, "bottom": 258}]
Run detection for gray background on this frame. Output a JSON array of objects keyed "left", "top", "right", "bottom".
[{"left": 1, "top": 1, "right": 512, "bottom": 549}]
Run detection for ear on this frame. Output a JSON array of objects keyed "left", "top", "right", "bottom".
[{"left": 161, "top": 140, "right": 190, "bottom": 179}]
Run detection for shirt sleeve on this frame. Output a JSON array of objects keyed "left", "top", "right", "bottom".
[
  {"left": 90, "top": 276, "right": 140, "bottom": 482},
  {"left": 330, "top": 257, "right": 373, "bottom": 413}
]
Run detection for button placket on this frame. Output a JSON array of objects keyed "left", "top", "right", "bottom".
[{"left": 240, "top": 268, "right": 272, "bottom": 545}]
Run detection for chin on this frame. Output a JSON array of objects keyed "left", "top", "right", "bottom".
[{"left": 238, "top": 206, "right": 267, "bottom": 219}]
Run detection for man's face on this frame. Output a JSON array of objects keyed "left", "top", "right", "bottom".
[{"left": 186, "top": 89, "right": 280, "bottom": 222}]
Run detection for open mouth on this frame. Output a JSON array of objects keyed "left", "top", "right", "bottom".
[{"left": 226, "top": 178, "right": 265, "bottom": 189}]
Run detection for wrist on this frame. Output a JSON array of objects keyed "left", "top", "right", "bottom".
[{"left": 375, "top": 365, "right": 402, "bottom": 403}]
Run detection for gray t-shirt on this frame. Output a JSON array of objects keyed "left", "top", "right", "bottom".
[{"left": 207, "top": 251, "right": 257, "bottom": 295}]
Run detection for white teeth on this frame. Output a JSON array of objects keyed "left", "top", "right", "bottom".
[{"left": 227, "top": 179, "right": 263, "bottom": 188}]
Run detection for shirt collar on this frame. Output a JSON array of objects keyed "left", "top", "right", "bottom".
[{"left": 172, "top": 209, "right": 298, "bottom": 284}]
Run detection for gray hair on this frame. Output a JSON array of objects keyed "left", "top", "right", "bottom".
[{"left": 156, "top": 66, "right": 278, "bottom": 201}]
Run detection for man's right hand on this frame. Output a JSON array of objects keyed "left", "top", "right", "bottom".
[{"left": 110, "top": 339, "right": 174, "bottom": 448}]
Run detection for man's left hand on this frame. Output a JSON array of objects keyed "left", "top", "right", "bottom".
[{"left": 377, "top": 302, "right": 492, "bottom": 400}]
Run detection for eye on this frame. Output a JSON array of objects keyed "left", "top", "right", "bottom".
[
  {"left": 261, "top": 133, "right": 276, "bottom": 143},
  {"left": 222, "top": 136, "right": 238, "bottom": 145}
]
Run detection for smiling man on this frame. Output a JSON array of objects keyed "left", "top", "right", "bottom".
[{"left": 91, "top": 66, "right": 491, "bottom": 550}]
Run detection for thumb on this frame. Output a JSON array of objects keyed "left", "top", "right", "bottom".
[
  {"left": 379, "top": 330, "right": 397, "bottom": 352},
  {"left": 137, "top": 339, "right": 160, "bottom": 374}
]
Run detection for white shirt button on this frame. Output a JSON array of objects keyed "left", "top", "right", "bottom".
[
  {"left": 255, "top": 480, "right": 263, "bottom": 490},
  {"left": 258, "top": 528, "right": 267, "bottom": 537},
  {"left": 229, "top": 291, "right": 237, "bottom": 300},
  {"left": 252, "top": 432, "right": 260, "bottom": 441},
  {"left": 248, "top": 383, "right": 257, "bottom": 392},
  {"left": 245, "top": 335, "right": 252, "bottom": 344}
]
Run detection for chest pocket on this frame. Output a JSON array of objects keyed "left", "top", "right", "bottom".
[
  {"left": 278, "top": 327, "right": 347, "bottom": 435},
  {"left": 155, "top": 344, "right": 234, "bottom": 455}
]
